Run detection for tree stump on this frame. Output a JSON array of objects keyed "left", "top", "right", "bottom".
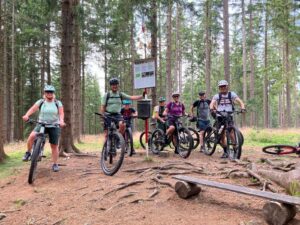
[
  {"left": 175, "top": 181, "right": 201, "bottom": 199},
  {"left": 262, "top": 201, "right": 296, "bottom": 225}
]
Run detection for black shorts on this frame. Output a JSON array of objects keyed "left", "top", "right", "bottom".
[
  {"left": 216, "top": 116, "right": 234, "bottom": 128},
  {"left": 34, "top": 125, "right": 61, "bottom": 145},
  {"left": 104, "top": 114, "right": 123, "bottom": 130}
]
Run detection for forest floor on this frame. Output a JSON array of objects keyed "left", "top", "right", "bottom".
[{"left": 0, "top": 134, "right": 300, "bottom": 225}]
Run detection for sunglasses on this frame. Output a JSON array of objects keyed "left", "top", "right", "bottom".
[
  {"left": 45, "top": 91, "right": 54, "bottom": 94},
  {"left": 219, "top": 85, "right": 227, "bottom": 88},
  {"left": 173, "top": 95, "right": 179, "bottom": 98}
]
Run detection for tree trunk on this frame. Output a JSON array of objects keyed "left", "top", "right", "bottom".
[
  {"left": 285, "top": 42, "right": 291, "bottom": 127},
  {"left": 241, "top": 0, "right": 247, "bottom": 127},
  {"left": 41, "top": 40, "right": 46, "bottom": 95},
  {"left": 60, "top": 0, "right": 79, "bottom": 154},
  {"left": 81, "top": 0, "right": 85, "bottom": 134},
  {"left": 73, "top": 0, "right": 82, "bottom": 142},
  {"left": 9, "top": 0, "right": 15, "bottom": 141},
  {"left": 263, "top": 201, "right": 297, "bottom": 225},
  {"left": 0, "top": 0, "right": 7, "bottom": 161},
  {"left": 249, "top": 0, "right": 255, "bottom": 127},
  {"left": 158, "top": 2, "right": 163, "bottom": 97},
  {"left": 130, "top": 16, "right": 135, "bottom": 95},
  {"left": 3, "top": 0, "right": 8, "bottom": 143},
  {"left": 166, "top": 0, "right": 172, "bottom": 101},
  {"left": 46, "top": 21, "right": 51, "bottom": 84},
  {"left": 223, "top": 0, "right": 230, "bottom": 82},
  {"left": 263, "top": 4, "right": 269, "bottom": 128},
  {"left": 205, "top": 0, "right": 212, "bottom": 98},
  {"left": 150, "top": 0, "right": 157, "bottom": 105},
  {"left": 175, "top": 181, "right": 201, "bottom": 199}
]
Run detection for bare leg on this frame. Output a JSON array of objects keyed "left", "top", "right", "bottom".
[
  {"left": 50, "top": 144, "right": 59, "bottom": 164},
  {"left": 26, "top": 131, "right": 37, "bottom": 152},
  {"left": 119, "top": 121, "right": 125, "bottom": 136}
]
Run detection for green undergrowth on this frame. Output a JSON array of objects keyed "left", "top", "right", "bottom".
[{"left": 244, "top": 129, "right": 299, "bottom": 147}]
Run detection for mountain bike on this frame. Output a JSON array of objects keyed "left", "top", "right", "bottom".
[
  {"left": 95, "top": 113, "right": 125, "bottom": 176},
  {"left": 139, "top": 122, "right": 156, "bottom": 150},
  {"left": 203, "top": 110, "right": 244, "bottom": 160},
  {"left": 149, "top": 115, "right": 193, "bottom": 158},
  {"left": 262, "top": 144, "right": 300, "bottom": 156},
  {"left": 27, "top": 119, "right": 59, "bottom": 184}
]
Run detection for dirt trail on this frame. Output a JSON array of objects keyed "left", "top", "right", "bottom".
[{"left": 0, "top": 146, "right": 299, "bottom": 225}]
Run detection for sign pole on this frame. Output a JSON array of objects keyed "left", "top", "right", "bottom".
[{"left": 144, "top": 88, "right": 149, "bottom": 157}]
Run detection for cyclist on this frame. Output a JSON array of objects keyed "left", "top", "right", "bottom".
[
  {"left": 210, "top": 80, "right": 246, "bottom": 158},
  {"left": 163, "top": 92, "right": 186, "bottom": 154},
  {"left": 121, "top": 99, "right": 137, "bottom": 154},
  {"left": 100, "top": 78, "right": 144, "bottom": 137},
  {"left": 190, "top": 91, "right": 211, "bottom": 152},
  {"left": 153, "top": 97, "right": 167, "bottom": 132},
  {"left": 22, "top": 85, "right": 66, "bottom": 172}
]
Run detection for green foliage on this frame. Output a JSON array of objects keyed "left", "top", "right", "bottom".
[{"left": 287, "top": 181, "right": 300, "bottom": 197}]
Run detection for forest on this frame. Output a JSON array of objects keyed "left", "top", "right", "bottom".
[{"left": 0, "top": 0, "right": 299, "bottom": 161}]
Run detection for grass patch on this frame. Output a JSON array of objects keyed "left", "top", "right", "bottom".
[
  {"left": 143, "top": 156, "right": 154, "bottom": 162},
  {"left": 287, "top": 181, "right": 300, "bottom": 197},
  {"left": 243, "top": 128, "right": 299, "bottom": 147},
  {"left": 0, "top": 151, "right": 25, "bottom": 179}
]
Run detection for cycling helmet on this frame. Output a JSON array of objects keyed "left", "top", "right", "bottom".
[
  {"left": 172, "top": 92, "right": 180, "bottom": 97},
  {"left": 44, "top": 85, "right": 55, "bottom": 92},
  {"left": 123, "top": 99, "right": 132, "bottom": 105},
  {"left": 109, "top": 77, "right": 119, "bottom": 85},
  {"left": 218, "top": 80, "right": 229, "bottom": 87},
  {"left": 158, "top": 97, "right": 166, "bottom": 102}
]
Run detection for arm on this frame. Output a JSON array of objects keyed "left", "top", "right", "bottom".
[
  {"left": 234, "top": 97, "right": 245, "bottom": 110},
  {"left": 162, "top": 107, "right": 169, "bottom": 116},
  {"left": 22, "top": 104, "right": 39, "bottom": 121},
  {"left": 210, "top": 99, "right": 217, "bottom": 110},
  {"left": 100, "top": 105, "right": 105, "bottom": 114},
  {"left": 58, "top": 107, "right": 66, "bottom": 127},
  {"left": 130, "top": 95, "right": 143, "bottom": 100}
]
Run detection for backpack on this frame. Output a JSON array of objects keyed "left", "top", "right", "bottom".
[
  {"left": 105, "top": 91, "right": 124, "bottom": 107},
  {"left": 39, "top": 99, "right": 59, "bottom": 111},
  {"left": 197, "top": 100, "right": 209, "bottom": 117},
  {"left": 217, "top": 91, "right": 234, "bottom": 110}
]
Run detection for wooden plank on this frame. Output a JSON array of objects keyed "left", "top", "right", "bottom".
[{"left": 173, "top": 175, "right": 300, "bottom": 205}]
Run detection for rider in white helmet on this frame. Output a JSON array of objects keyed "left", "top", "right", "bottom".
[{"left": 210, "top": 80, "right": 246, "bottom": 158}]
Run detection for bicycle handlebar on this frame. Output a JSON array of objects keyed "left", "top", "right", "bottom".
[{"left": 27, "top": 119, "right": 59, "bottom": 127}]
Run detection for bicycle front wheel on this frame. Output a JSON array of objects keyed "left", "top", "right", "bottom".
[
  {"left": 226, "top": 127, "right": 242, "bottom": 160},
  {"left": 28, "top": 138, "right": 43, "bottom": 184},
  {"left": 188, "top": 127, "right": 200, "bottom": 150},
  {"left": 203, "top": 126, "right": 217, "bottom": 156},
  {"left": 139, "top": 131, "right": 152, "bottom": 150},
  {"left": 177, "top": 127, "right": 193, "bottom": 158},
  {"left": 100, "top": 131, "right": 125, "bottom": 176},
  {"left": 150, "top": 129, "right": 165, "bottom": 154},
  {"left": 262, "top": 145, "right": 297, "bottom": 155}
]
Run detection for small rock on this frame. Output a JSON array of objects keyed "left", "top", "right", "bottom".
[
  {"left": 244, "top": 219, "right": 264, "bottom": 225},
  {"left": 0, "top": 213, "right": 6, "bottom": 220}
]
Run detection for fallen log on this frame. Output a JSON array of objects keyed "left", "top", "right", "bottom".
[
  {"left": 175, "top": 181, "right": 201, "bottom": 199},
  {"left": 262, "top": 201, "right": 297, "bottom": 225}
]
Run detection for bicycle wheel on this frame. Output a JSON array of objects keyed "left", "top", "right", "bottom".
[
  {"left": 188, "top": 127, "right": 200, "bottom": 150},
  {"left": 237, "top": 130, "right": 244, "bottom": 146},
  {"left": 177, "top": 127, "right": 193, "bottom": 158},
  {"left": 226, "top": 127, "right": 242, "bottom": 160},
  {"left": 28, "top": 138, "right": 43, "bottom": 184},
  {"left": 100, "top": 131, "right": 125, "bottom": 176},
  {"left": 203, "top": 126, "right": 218, "bottom": 156},
  {"left": 125, "top": 128, "right": 134, "bottom": 157},
  {"left": 139, "top": 131, "right": 152, "bottom": 150},
  {"left": 262, "top": 145, "right": 297, "bottom": 155},
  {"left": 150, "top": 129, "right": 165, "bottom": 154}
]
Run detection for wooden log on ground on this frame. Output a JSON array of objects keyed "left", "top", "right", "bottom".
[
  {"left": 175, "top": 181, "right": 201, "bottom": 199},
  {"left": 262, "top": 201, "right": 297, "bottom": 225}
]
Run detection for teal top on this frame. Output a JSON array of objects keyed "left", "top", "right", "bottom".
[
  {"left": 35, "top": 99, "right": 63, "bottom": 126},
  {"left": 101, "top": 91, "right": 131, "bottom": 113}
]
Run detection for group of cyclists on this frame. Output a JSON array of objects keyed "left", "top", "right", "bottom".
[{"left": 21, "top": 77, "right": 246, "bottom": 172}]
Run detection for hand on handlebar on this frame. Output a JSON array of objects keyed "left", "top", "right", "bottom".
[
  {"left": 22, "top": 115, "right": 29, "bottom": 122},
  {"left": 241, "top": 108, "right": 247, "bottom": 113}
]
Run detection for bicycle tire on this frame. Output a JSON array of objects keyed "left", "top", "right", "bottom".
[
  {"left": 150, "top": 129, "right": 165, "bottom": 154},
  {"left": 226, "top": 127, "right": 242, "bottom": 160},
  {"left": 125, "top": 128, "right": 134, "bottom": 157},
  {"left": 237, "top": 130, "right": 244, "bottom": 146},
  {"left": 203, "top": 126, "right": 218, "bottom": 156},
  {"left": 139, "top": 131, "right": 152, "bottom": 150},
  {"left": 28, "top": 138, "right": 43, "bottom": 184},
  {"left": 100, "top": 131, "right": 125, "bottom": 176},
  {"left": 188, "top": 127, "right": 200, "bottom": 150},
  {"left": 177, "top": 127, "right": 193, "bottom": 159},
  {"left": 262, "top": 145, "right": 297, "bottom": 155}
]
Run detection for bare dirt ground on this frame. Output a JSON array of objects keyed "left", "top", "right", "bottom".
[{"left": 0, "top": 135, "right": 300, "bottom": 225}]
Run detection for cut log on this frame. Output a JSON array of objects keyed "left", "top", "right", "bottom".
[
  {"left": 175, "top": 181, "right": 201, "bottom": 199},
  {"left": 262, "top": 201, "right": 296, "bottom": 225}
]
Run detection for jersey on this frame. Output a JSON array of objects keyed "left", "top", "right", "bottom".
[
  {"left": 212, "top": 91, "right": 238, "bottom": 112},
  {"left": 101, "top": 91, "right": 131, "bottom": 114},
  {"left": 35, "top": 99, "right": 63, "bottom": 126},
  {"left": 192, "top": 99, "right": 211, "bottom": 121}
]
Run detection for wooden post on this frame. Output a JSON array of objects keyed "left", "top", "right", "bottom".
[
  {"left": 262, "top": 201, "right": 297, "bottom": 225},
  {"left": 175, "top": 181, "right": 201, "bottom": 199}
]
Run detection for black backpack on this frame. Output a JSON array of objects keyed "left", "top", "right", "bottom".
[
  {"left": 217, "top": 92, "right": 234, "bottom": 110},
  {"left": 105, "top": 91, "right": 124, "bottom": 107},
  {"left": 39, "top": 99, "right": 59, "bottom": 111}
]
